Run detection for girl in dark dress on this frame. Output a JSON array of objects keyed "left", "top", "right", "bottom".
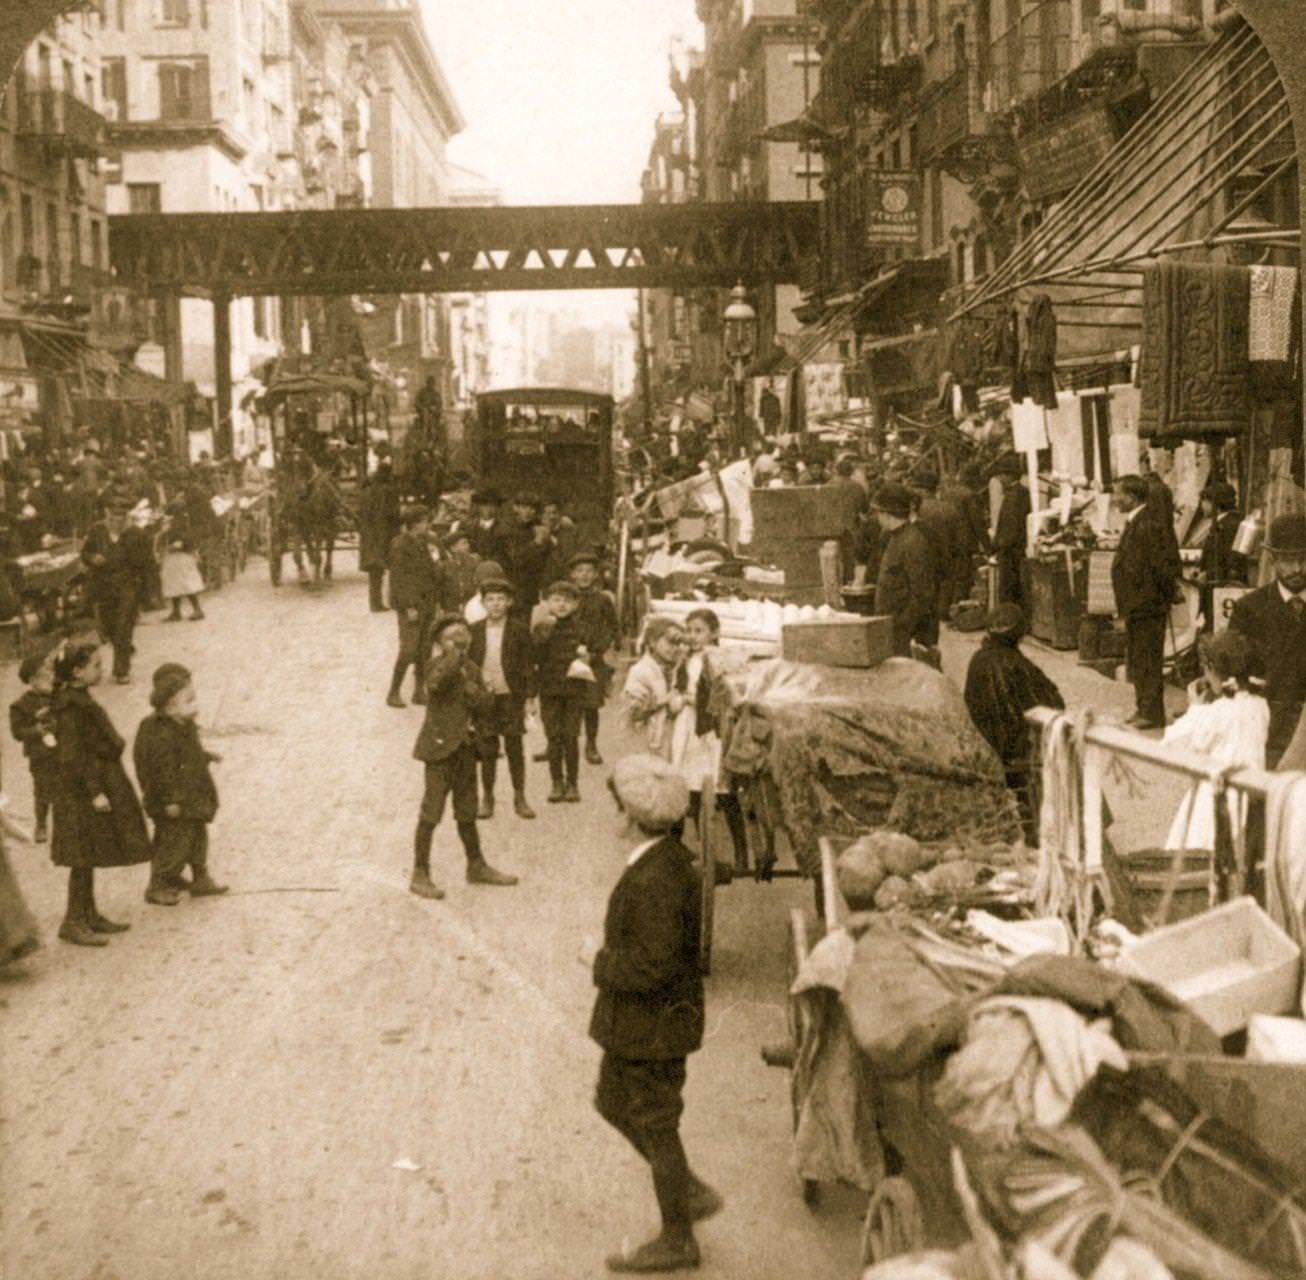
[{"left": 51, "top": 641, "right": 152, "bottom": 947}]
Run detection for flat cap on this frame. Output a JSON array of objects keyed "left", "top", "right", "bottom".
[{"left": 611, "top": 754, "right": 689, "bottom": 832}]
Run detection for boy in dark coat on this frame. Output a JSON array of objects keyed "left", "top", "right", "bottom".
[
  {"left": 590, "top": 753, "right": 718, "bottom": 1274},
  {"left": 386, "top": 504, "right": 443, "bottom": 707},
  {"left": 872, "top": 482, "right": 940, "bottom": 658},
  {"left": 468, "top": 578, "right": 536, "bottom": 820},
  {"left": 133, "top": 663, "right": 227, "bottom": 905},
  {"left": 10, "top": 639, "right": 60, "bottom": 843},
  {"left": 963, "top": 604, "right": 1065, "bottom": 843},
  {"left": 569, "top": 551, "right": 619, "bottom": 765},
  {"left": 532, "top": 580, "right": 596, "bottom": 803},
  {"left": 410, "top": 615, "right": 519, "bottom": 900}
]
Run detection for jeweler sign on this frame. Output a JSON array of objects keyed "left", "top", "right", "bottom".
[{"left": 866, "top": 171, "right": 921, "bottom": 249}]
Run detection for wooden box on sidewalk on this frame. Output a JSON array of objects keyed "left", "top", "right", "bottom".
[{"left": 781, "top": 616, "right": 894, "bottom": 668}]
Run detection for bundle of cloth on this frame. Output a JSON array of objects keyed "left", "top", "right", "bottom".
[{"left": 719, "top": 657, "right": 1022, "bottom": 873}]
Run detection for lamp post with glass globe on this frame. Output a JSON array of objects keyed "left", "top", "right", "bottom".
[{"left": 722, "top": 282, "right": 758, "bottom": 457}]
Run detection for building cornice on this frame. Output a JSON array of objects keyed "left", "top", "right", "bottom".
[
  {"left": 109, "top": 121, "right": 248, "bottom": 163},
  {"left": 311, "top": 7, "right": 465, "bottom": 138}
]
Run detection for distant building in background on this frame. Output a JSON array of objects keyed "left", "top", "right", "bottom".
[{"left": 446, "top": 162, "right": 502, "bottom": 426}]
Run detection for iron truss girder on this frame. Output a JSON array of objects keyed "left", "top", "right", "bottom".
[{"left": 108, "top": 201, "right": 820, "bottom": 297}]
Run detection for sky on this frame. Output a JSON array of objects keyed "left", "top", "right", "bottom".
[
  {"left": 423, "top": 0, "right": 702, "bottom": 205},
  {"left": 420, "top": 0, "right": 703, "bottom": 327}
]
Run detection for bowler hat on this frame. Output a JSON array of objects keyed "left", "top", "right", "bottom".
[
  {"left": 872, "top": 482, "right": 913, "bottom": 519},
  {"left": 1202, "top": 481, "right": 1238, "bottom": 511},
  {"left": 986, "top": 602, "right": 1026, "bottom": 637},
  {"left": 1267, "top": 512, "right": 1306, "bottom": 555},
  {"left": 474, "top": 558, "right": 506, "bottom": 583}
]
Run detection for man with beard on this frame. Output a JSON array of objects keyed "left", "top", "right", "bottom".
[{"left": 1228, "top": 512, "right": 1306, "bottom": 767}]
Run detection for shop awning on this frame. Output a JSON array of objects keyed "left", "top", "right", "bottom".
[
  {"left": 758, "top": 114, "right": 835, "bottom": 145},
  {"left": 952, "top": 20, "right": 1298, "bottom": 355}
]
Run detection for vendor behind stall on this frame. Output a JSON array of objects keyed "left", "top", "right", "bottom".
[
  {"left": 993, "top": 454, "right": 1031, "bottom": 610},
  {"left": 873, "top": 482, "right": 940, "bottom": 660},
  {"left": 963, "top": 604, "right": 1065, "bottom": 844},
  {"left": 1197, "top": 481, "right": 1248, "bottom": 586}
]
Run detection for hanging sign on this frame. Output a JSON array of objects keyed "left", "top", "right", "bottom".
[
  {"left": 1018, "top": 106, "right": 1116, "bottom": 202},
  {"left": 865, "top": 171, "right": 921, "bottom": 249}
]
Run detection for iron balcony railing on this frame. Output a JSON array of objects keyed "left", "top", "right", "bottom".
[{"left": 17, "top": 89, "right": 108, "bottom": 158}]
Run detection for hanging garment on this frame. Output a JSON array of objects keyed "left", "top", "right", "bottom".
[
  {"left": 1139, "top": 262, "right": 1251, "bottom": 439},
  {"left": 1248, "top": 264, "right": 1298, "bottom": 362},
  {"left": 1023, "top": 293, "right": 1059, "bottom": 410}
]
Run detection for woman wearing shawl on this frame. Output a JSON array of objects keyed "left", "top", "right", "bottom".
[{"left": 963, "top": 604, "right": 1065, "bottom": 843}]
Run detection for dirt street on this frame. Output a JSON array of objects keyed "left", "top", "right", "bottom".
[{"left": 0, "top": 567, "right": 864, "bottom": 1280}]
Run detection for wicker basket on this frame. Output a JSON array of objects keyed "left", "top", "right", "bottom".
[{"left": 1122, "top": 847, "right": 1213, "bottom": 926}]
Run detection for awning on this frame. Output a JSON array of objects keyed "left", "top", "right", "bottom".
[
  {"left": 953, "top": 20, "right": 1298, "bottom": 355},
  {"left": 758, "top": 114, "right": 835, "bottom": 145}
]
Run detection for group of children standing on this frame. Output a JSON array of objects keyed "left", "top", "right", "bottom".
[{"left": 2, "top": 635, "right": 226, "bottom": 954}]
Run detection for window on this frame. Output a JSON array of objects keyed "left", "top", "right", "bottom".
[
  {"left": 930, "top": 169, "right": 943, "bottom": 248},
  {"left": 46, "top": 202, "right": 61, "bottom": 287},
  {"left": 974, "top": 235, "right": 990, "bottom": 280},
  {"left": 70, "top": 212, "right": 82, "bottom": 266},
  {"left": 907, "top": 125, "right": 918, "bottom": 165},
  {"left": 955, "top": 240, "right": 967, "bottom": 283},
  {"left": 91, "top": 219, "right": 104, "bottom": 269},
  {"left": 62, "top": 59, "right": 75, "bottom": 95},
  {"left": 20, "top": 195, "right": 34, "bottom": 258},
  {"left": 114, "top": 0, "right": 127, "bottom": 31},
  {"left": 158, "top": 60, "right": 210, "bottom": 121},
  {"left": 253, "top": 296, "right": 267, "bottom": 340},
  {"left": 83, "top": 72, "right": 95, "bottom": 107},
  {"left": 127, "top": 182, "right": 161, "bottom": 213},
  {"left": 158, "top": 0, "right": 189, "bottom": 26},
  {"left": 890, "top": 138, "right": 902, "bottom": 169},
  {"left": 102, "top": 58, "right": 127, "bottom": 121}
]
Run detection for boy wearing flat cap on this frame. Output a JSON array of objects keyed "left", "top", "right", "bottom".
[
  {"left": 569, "top": 551, "right": 618, "bottom": 766},
  {"left": 133, "top": 663, "right": 227, "bottom": 904},
  {"left": 590, "top": 753, "right": 720, "bottom": 1274},
  {"left": 82, "top": 499, "right": 155, "bottom": 684},
  {"left": 410, "top": 614, "right": 518, "bottom": 899},
  {"left": 532, "top": 580, "right": 596, "bottom": 803}
]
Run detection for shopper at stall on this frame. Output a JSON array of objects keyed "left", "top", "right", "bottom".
[
  {"left": 358, "top": 460, "right": 402, "bottom": 613},
  {"left": 622, "top": 615, "right": 686, "bottom": 761},
  {"left": 914, "top": 471, "right": 966, "bottom": 621},
  {"left": 409, "top": 614, "right": 519, "bottom": 900},
  {"left": 873, "top": 482, "right": 940, "bottom": 660},
  {"left": 50, "top": 641, "right": 151, "bottom": 947},
  {"left": 1228, "top": 512, "right": 1306, "bottom": 767},
  {"left": 570, "top": 551, "right": 619, "bottom": 766},
  {"left": 386, "top": 504, "right": 443, "bottom": 709},
  {"left": 1162, "top": 631, "right": 1268, "bottom": 854},
  {"left": 468, "top": 578, "right": 536, "bottom": 821},
  {"left": 589, "top": 752, "right": 718, "bottom": 1275},
  {"left": 963, "top": 604, "right": 1064, "bottom": 843},
  {"left": 82, "top": 499, "right": 156, "bottom": 684},
  {"left": 1111, "top": 474, "right": 1181, "bottom": 730},
  {"left": 993, "top": 456, "right": 1030, "bottom": 610},
  {"left": 1197, "top": 481, "right": 1248, "bottom": 586},
  {"left": 671, "top": 608, "right": 748, "bottom": 876}
]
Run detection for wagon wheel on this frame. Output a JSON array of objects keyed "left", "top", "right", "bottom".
[
  {"left": 697, "top": 786, "right": 716, "bottom": 977},
  {"left": 785, "top": 907, "right": 822, "bottom": 1208},
  {"left": 860, "top": 1177, "right": 924, "bottom": 1266}
]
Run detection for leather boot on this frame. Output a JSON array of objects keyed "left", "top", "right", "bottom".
[
  {"left": 563, "top": 783, "right": 581, "bottom": 803},
  {"left": 189, "top": 872, "right": 229, "bottom": 897},
  {"left": 88, "top": 910, "right": 131, "bottom": 934},
  {"left": 409, "top": 869, "right": 444, "bottom": 900},
  {"left": 547, "top": 781, "right": 566, "bottom": 803},
  {"left": 466, "top": 859, "right": 518, "bottom": 887},
  {"left": 145, "top": 887, "right": 183, "bottom": 906},
  {"left": 605, "top": 1236, "right": 700, "bottom": 1273},
  {"left": 513, "top": 792, "right": 536, "bottom": 820},
  {"left": 477, "top": 793, "right": 494, "bottom": 820},
  {"left": 59, "top": 919, "right": 109, "bottom": 947}
]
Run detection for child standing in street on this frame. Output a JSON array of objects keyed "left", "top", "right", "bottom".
[
  {"left": 160, "top": 501, "right": 206, "bottom": 622},
  {"left": 133, "top": 663, "right": 228, "bottom": 905},
  {"left": 10, "top": 639, "right": 60, "bottom": 843},
  {"left": 569, "top": 551, "right": 618, "bottom": 766},
  {"left": 410, "top": 615, "right": 519, "bottom": 900},
  {"left": 532, "top": 581, "right": 594, "bottom": 804}
]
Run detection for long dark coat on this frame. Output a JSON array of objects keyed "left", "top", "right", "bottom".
[
  {"left": 132, "top": 712, "right": 219, "bottom": 824},
  {"left": 51, "top": 688, "right": 151, "bottom": 869},
  {"left": 357, "top": 473, "right": 401, "bottom": 572},
  {"left": 1228, "top": 581, "right": 1306, "bottom": 764},
  {"left": 875, "top": 522, "right": 940, "bottom": 654}
]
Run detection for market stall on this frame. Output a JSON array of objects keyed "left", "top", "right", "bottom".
[{"left": 779, "top": 703, "right": 1306, "bottom": 1278}]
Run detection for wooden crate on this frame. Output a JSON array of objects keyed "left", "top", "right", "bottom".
[
  {"left": 750, "top": 485, "right": 861, "bottom": 548},
  {"left": 781, "top": 616, "right": 895, "bottom": 668},
  {"left": 1119, "top": 897, "right": 1302, "bottom": 1037}
]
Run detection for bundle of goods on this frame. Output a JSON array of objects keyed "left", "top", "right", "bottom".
[{"left": 720, "top": 658, "right": 1023, "bottom": 873}]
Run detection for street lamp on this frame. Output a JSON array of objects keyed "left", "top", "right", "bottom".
[{"left": 722, "top": 281, "right": 757, "bottom": 457}]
